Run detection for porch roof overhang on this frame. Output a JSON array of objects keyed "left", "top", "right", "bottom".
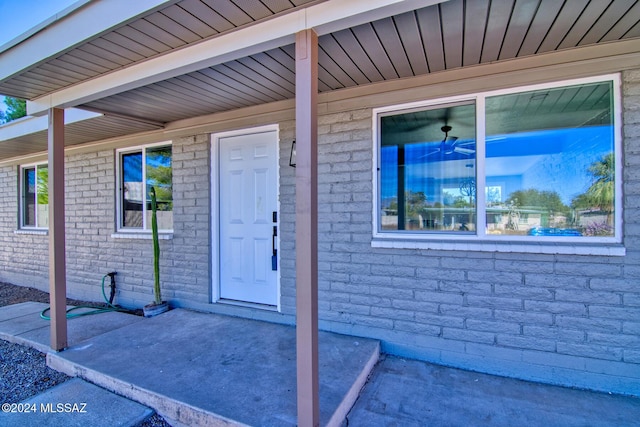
[{"left": 1, "top": 0, "right": 639, "bottom": 163}]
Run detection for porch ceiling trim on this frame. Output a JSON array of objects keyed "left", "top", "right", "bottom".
[
  {"left": 26, "top": 0, "right": 447, "bottom": 116},
  {"left": 0, "top": 0, "right": 178, "bottom": 82}
]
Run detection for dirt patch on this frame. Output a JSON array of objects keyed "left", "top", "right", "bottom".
[
  {"left": 0, "top": 281, "right": 96, "bottom": 307},
  {"left": 0, "top": 281, "right": 143, "bottom": 315}
]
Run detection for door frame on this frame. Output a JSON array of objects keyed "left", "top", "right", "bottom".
[{"left": 210, "top": 124, "right": 281, "bottom": 310}]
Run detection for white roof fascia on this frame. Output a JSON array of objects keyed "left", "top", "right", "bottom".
[
  {"left": 27, "top": 0, "right": 448, "bottom": 116},
  {"left": 0, "top": 0, "right": 178, "bottom": 82},
  {"left": 0, "top": 108, "right": 102, "bottom": 141}
]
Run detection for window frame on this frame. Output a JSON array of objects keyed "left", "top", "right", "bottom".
[
  {"left": 372, "top": 74, "right": 623, "bottom": 252},
  {"left": 19, "top": 161, "right": 48, "bottom": 230},
  {"left": 115, "top": 141, "right": 173, "bottom": 234}
]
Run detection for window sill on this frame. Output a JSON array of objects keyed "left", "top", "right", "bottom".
[
  {"left": 14, "top": 229, "right": 48, "bottom": 236},
  {"left": 371, "top": 237, "right": 626, "bottom": 256},
  {"left": 111, "top": 231, "right": 173, "bottom": 240}
]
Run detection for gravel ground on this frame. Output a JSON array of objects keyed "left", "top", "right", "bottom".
[
  {"left": 0, "top": 281, "right": 172, "bottom": 427},
  {"left": 0, "top": 340, "right": 69, "bottom": 405}
]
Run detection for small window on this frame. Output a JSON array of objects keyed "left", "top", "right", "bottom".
[
  {"left": 20, "top": 163, "right": 48, "bottom": 229},
  {"left": 375, "top": 75, "right": 620, "bottom": 243},
  {"left": 117, "top": 143, "right": 172, "bottom": 231}
]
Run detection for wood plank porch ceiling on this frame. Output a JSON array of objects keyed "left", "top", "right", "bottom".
[{"left": 1, "top": 0, "right": 639, "bottom": 141}]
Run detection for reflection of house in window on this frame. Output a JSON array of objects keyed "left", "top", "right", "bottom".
[
  {"left": 123, "top": 181, "right": 144, "bottom": 227},
  {"left": 575, "top": 208, "right": 612, "bottom": 236},
  {"left": 486, "top": 206, "right": 571, "bottom": 234}
]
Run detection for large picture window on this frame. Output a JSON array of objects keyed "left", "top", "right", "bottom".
[
  {"left": 375, "top": 76, "right": 620, "bottom": 243},
  {"left": 20, "top": 163, "right": 48, "bottom": 229},
  {"left": 117, "top": 143, "right": 173, "bottom": 231}
]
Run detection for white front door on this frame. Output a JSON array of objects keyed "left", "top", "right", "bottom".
[{"left": 218, "top": 130, "right": 278, "bottom": 306}]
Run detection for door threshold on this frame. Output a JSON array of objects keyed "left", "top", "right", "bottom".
[{"left": 217, "top": 298, "right": 278, "bottom": 312}]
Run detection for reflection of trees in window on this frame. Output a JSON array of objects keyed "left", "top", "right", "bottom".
[
  {"left": 443, "top": 191, "right": 471, "bottom": 207},
  {"left": 37, "top": 166, "right": 48, "bottom": 205},
  {"left": 146, "top": 146, "right": 173, "bottom": 211},
  {"left": 486, "top": 187, "right": 501, "bottom": 205},
  {"left": 571, "top": 152, "right": 614, "bottom": 233},
  {"left": 506, "top": 189, "right": 569, "bottom": 217},
  {"left": 459, "top": 178, "right": 475, "bottom": 226},
  {"left": 504, "top": 189, "right": 570, "bottom": 230},
  {"left": 387, "top": 191, "right": 428, "bottom": 226},
  {"left": 405, "top": 191, "right": 427, "bottom": 219},
  {"left": 120, "top": 145, "right": 172, "bottom": 230}
]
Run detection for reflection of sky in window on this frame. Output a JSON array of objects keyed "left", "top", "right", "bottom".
[
  {"left": 123, "top": 153, "right": 142, "bottom": 182},
  {"left": 26, "top": 168, "right": 35, "bottom": 193},
  {"left": 123, "top": 150, "right": 172, "bottom": 184},
  {"left": 381, "top": 125, "right": 613, "bottom": 206},
  {"left": 146, "top": 153, "right": 171, "bottom": 168}
]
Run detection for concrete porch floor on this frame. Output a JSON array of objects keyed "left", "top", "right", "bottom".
[
  {"left": 0, "top": 302, "right": 379, "bottom": 426},
  {"left": 1, "top": 302, "right": 639, "bottom": 426},
  {"left": 347, "top": 356, "right": 640, "bottom": 426}
]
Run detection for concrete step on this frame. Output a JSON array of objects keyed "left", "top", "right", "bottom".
[{"left": 0, "top": 377, "right": 154, "bottom": 427}]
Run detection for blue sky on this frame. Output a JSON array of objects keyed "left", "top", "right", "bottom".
[
  {"left": 0, "top": 0, "right": 77, "bottom": 45},
  {"left": 0, "top": 0, "right": 77, "bottom": 112}
]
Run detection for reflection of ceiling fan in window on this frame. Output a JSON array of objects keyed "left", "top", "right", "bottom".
[{"left": 425, "top": 125, "right": 475, "bottom": 157}]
